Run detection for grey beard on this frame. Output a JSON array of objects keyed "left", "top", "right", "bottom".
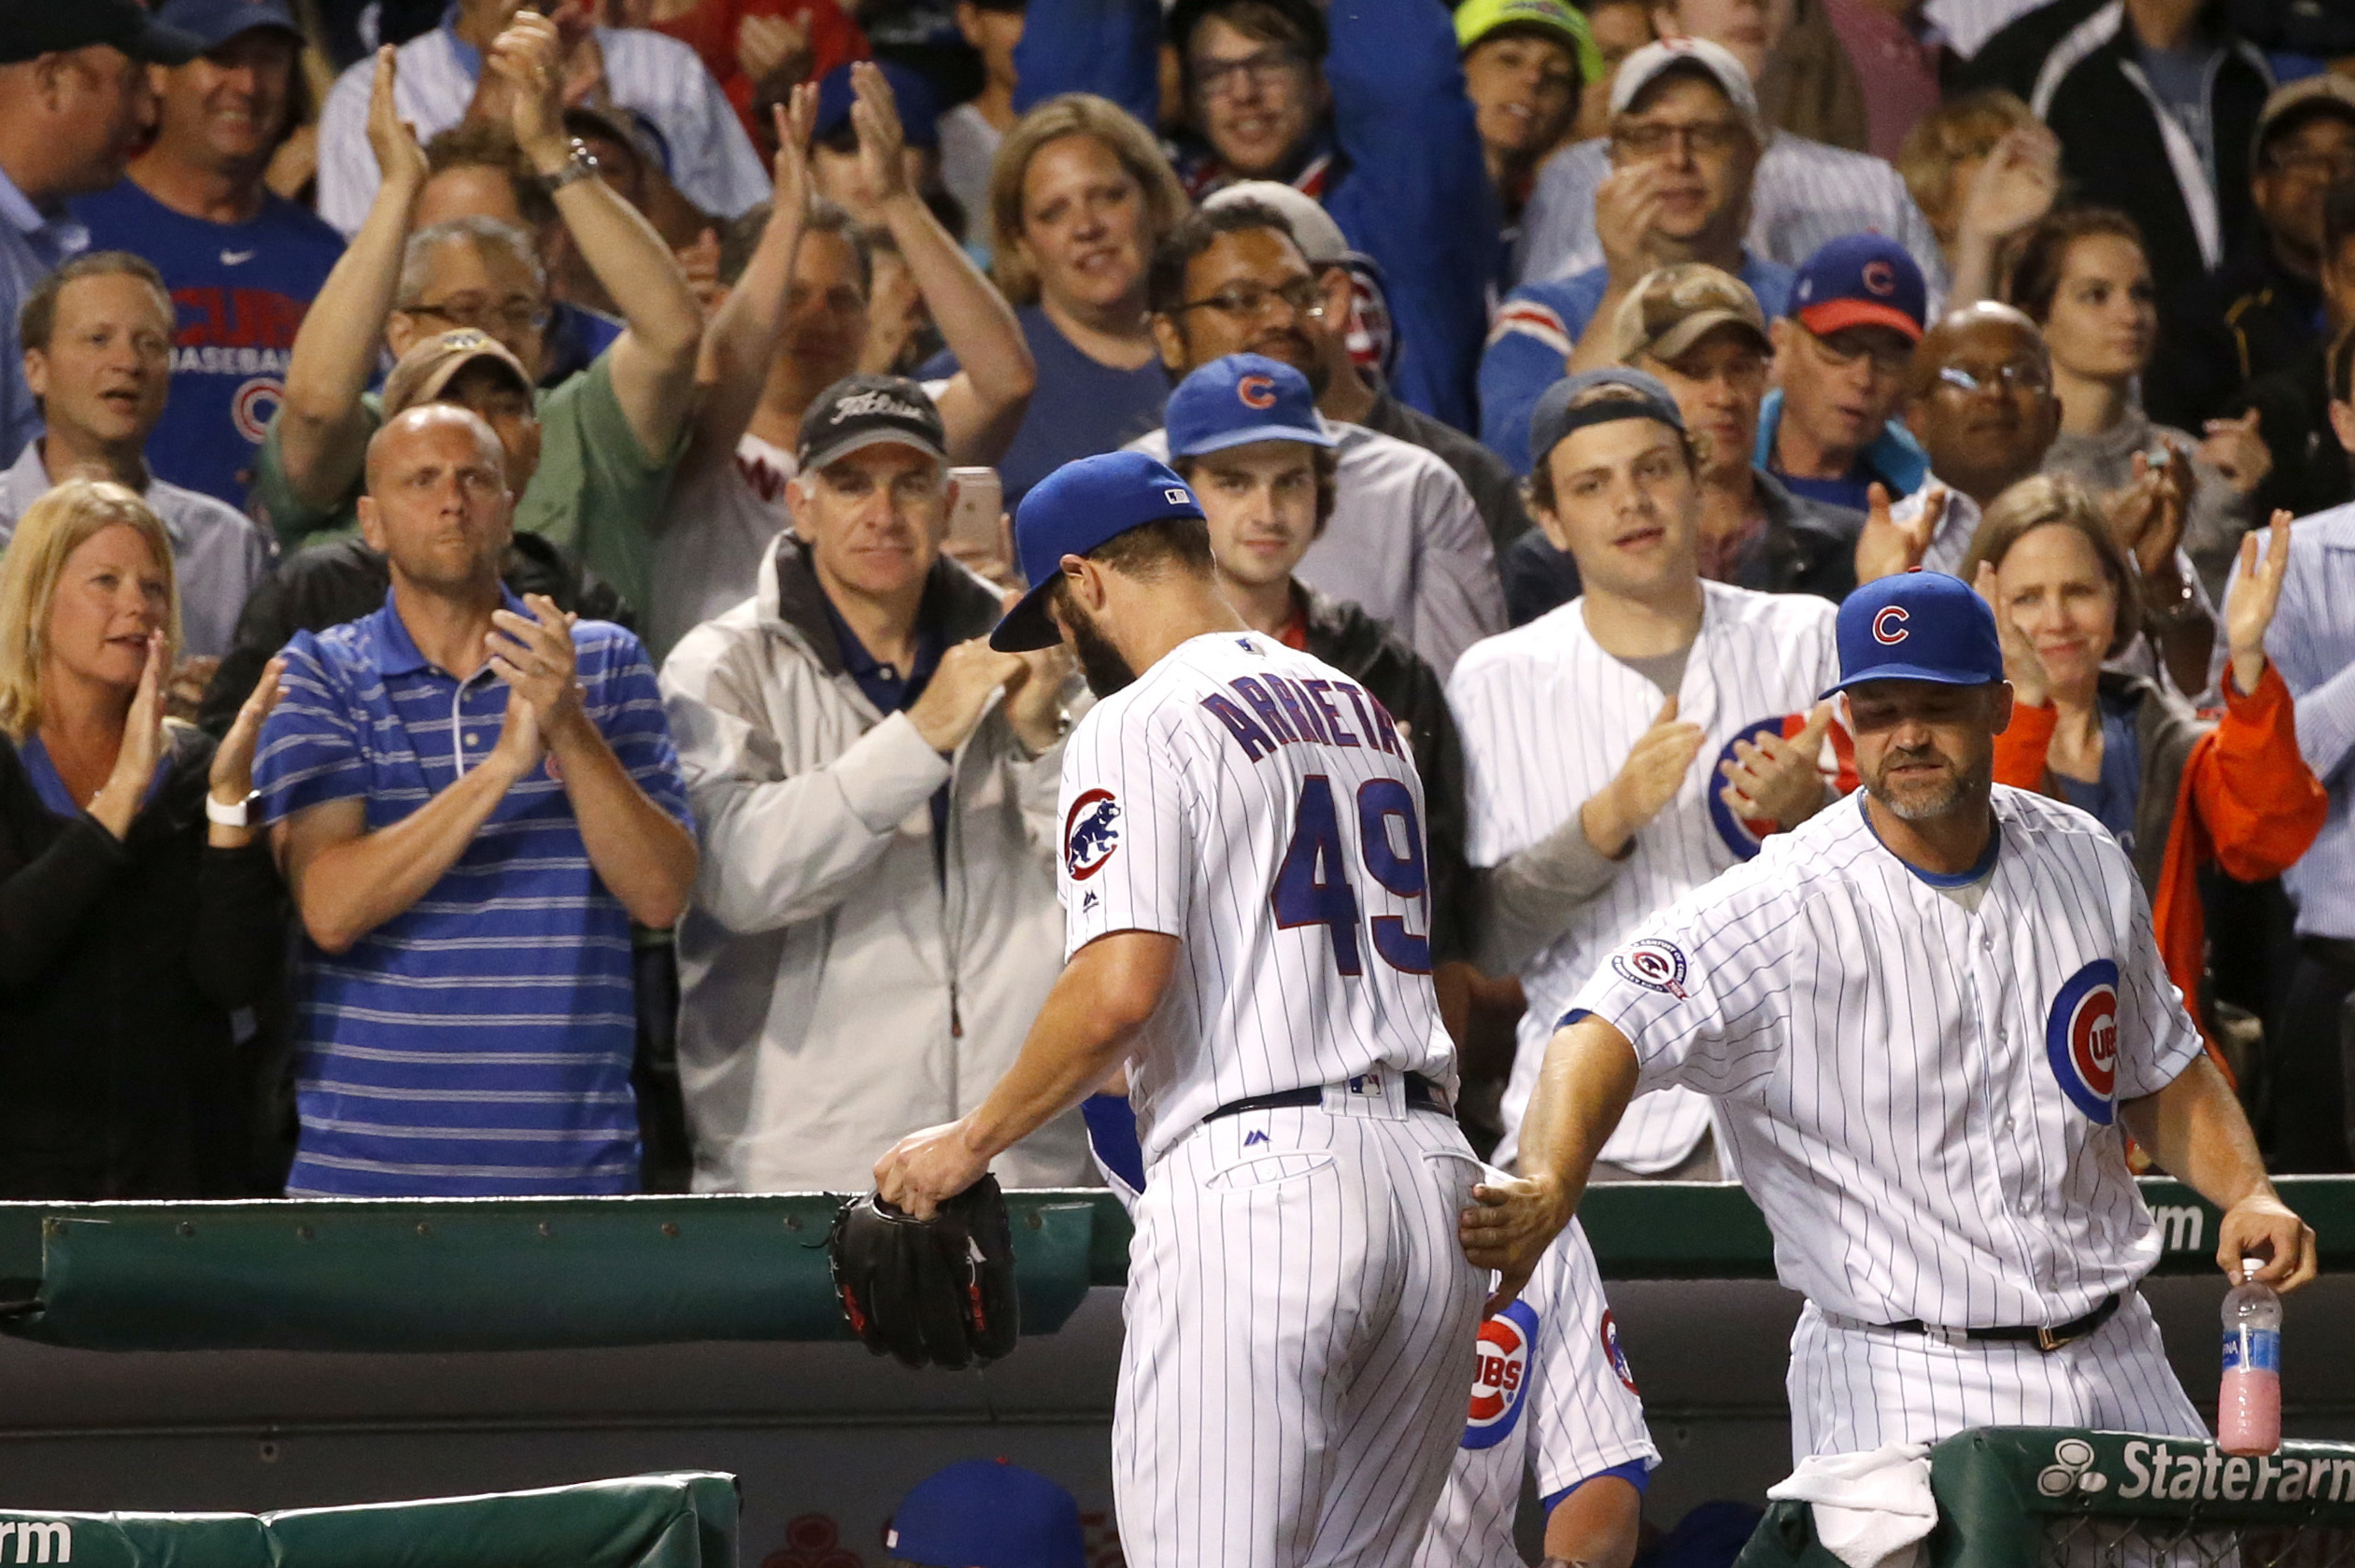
[{"left": 1869, "top": 750, "right": 1992, "bottom": 823}]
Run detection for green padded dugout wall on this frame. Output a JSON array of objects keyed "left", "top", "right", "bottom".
[{"left": 0, "top": 1473, "right": 736, "bottom": 1568}]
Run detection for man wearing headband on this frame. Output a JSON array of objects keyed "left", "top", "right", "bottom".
[
  {"left": 1450, "top": 366, "right": 1847, "bottom": 1185},
  {"left": 875, "top": 449, "right": 1483, "bottom": 1568},
  {"left": 1468, "top": 570, "right": 2316, "bottom": 1469}
]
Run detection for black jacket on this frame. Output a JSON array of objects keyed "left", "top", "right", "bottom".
[
  {"left": 0, "top": 727, "right": 282, "bottom": 1197},
  {"left": 1971, "top": 1, "right": 2270, "bottom": 310},
  {"left": 1500, "top": 468, "right": 1862, "bottom": 627},
  {"left": 2147, "top": 245, "right": 2326, "bottom": 431},
  {"left": 1298, "top": 587, "right": 1472, "bottom": 967},
  {"left": 2236, "top": 339, "right": 2352, "bottom": 523}
]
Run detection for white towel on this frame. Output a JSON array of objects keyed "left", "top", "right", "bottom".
[{"left": 1766, "top": 1443, "right": 1936, "bottom": 1568}]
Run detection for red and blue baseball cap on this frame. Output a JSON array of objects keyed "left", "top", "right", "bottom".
[
  {"left": 1166, "top": 353, "right": 1340, "bottom": 458},
  {"left": 1788, "top": 233, "right": 1928, "bottom": 344},
  {"left": 990, "top": 451, "right": 1206, "bottom": 652},
  {"left": 1823, "top": 570, "right": 2003, "bottom": 696},
  {"left": 886, "top": 1458, "right": 1085, "bottom": 1568}
]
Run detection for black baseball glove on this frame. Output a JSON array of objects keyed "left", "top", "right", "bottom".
[{"left": 826, "top": 1173, "right": 1020, "bottom": 1370}]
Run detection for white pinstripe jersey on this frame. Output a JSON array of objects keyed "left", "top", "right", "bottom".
[
  {"left": 1448, "top": 582, "right": 1843, "bottom": 1169},
  {"left": 1568, "top": 785, "right": 2207, "bottom": 1327},
  {"left": 1058, "top": 630, "right": 1456, "bottom": 1165},
  {"left": 1413, "top": 1219, "right": 1659, "bottom": 1568}
]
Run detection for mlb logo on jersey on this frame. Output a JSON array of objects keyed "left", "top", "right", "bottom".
[
  {"left": 1599, "top": 1308, "right": 1639, "bottom": 1393},
  {"left": 1706, "top": 713, "right": 1854, "bottom": 860},
  {"left": 2046, "top": 959, "right": 2121, "bottom": 1123},
  {"left": 1066, "top": 789, "right": 1123, "bottom": 881},
  {"left": 1462, "top": 1299, "right": 1539, "bottom": 1449}
]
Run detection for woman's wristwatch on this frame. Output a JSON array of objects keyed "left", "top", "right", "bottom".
[
  {"left": 206, "top": 788, "right": 262, "bottom": 828},
  {"left": 2142, "top": 566, "right": 2202, "bottom": 628}
]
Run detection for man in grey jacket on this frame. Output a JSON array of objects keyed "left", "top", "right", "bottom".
[{"left": 660, "top": 375, "right": 1087, "bottom": 1191}]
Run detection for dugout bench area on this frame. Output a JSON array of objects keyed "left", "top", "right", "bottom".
[{"left": 0, "top": 1180, "right": 2349, "bottom": 1562}]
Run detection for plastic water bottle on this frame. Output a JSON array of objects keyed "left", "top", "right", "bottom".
[{"left": 2219, "top": 1257, "right": 2281, "bottom": 1457}]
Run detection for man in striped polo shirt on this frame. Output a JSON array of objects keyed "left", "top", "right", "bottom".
[{"left": 254, "top": 403, "right": 698, "bottom": 1196}]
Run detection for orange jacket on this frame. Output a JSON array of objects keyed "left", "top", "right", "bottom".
[{"left": 1993, "top": 665, "right": 2327, "bottom": 1078}]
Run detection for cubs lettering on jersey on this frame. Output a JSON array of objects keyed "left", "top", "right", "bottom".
[
  {"left": 1449, "top": 581, "right": 1844, "bottom": 1170},
  {"left": 1413, "top": 1220, "right": 1658, "bottom": 1568}
]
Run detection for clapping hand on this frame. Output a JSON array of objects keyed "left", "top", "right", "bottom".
[
  {"left": 364, "top": 46, "right": 428, "bottom": 189},
  {"left": 2107, "top": 445, "right": 2192, "bottom": 580},
  {"left": 1974, "top": 559, "right": 2050, "bottom": 708},
  {"left": 1955, "top": 121, "right": 2060, "bottom": 247},
  {"left": 1855, "top": 482, "right": 1944, "bottom": 583},
  {"left": 2198, "top": 408, "right": 2272, "bottom": 497},
  {"left": 2221, "top": 511, "right": 2292, "bottom": 698},
  {"left": 848, "top": 61, "right": 913, "bottom": 204},
  {"left": 208, "top": 657, "right": 287, "bottom": 839},
  {"left": 1717, "top": 700, "right": 1836, "bottom": 832}
]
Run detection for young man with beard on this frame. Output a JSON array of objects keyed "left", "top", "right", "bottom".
[
  {"left": 1466, "top": 569, "right": 2317, "bottom": 1462},
  {"left": 1450, "top": 368, "right": 1844, "bottom": 1184},
  {"left": 1136, "top": 200, "right": 1504, "bottom": 677},
  {"left": 875, "top": 448, "right": 1483, "bottom": 1568}
]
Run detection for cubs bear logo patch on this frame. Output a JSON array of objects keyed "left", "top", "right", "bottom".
[
  {"left": 1462, "top": 1298, "right": 1539, "bottom": 1449},
  {"left": 2046, "top": 958, "right": 2121, "bottom": 1123},
  {"left": 1065, "top": 789, "right": 1122, "bottom": 881}
]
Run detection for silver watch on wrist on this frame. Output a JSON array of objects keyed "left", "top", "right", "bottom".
[
  {"left": 206, "top": 788, "right": 262, "bottom": 828},
  {"left": 536, "top": 138, "right": 601, "bottom": 195}
]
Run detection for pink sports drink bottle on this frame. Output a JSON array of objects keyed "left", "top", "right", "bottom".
[{"left": 2219, "top": 1256, "right": 2281, "bottom": 1457}]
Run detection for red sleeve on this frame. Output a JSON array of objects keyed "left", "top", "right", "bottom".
[
  {"left": 1992, "top": 698, "right": 2056, "bottom": 789},
  {"left": 2188, "top": 661, "right": 2329, "bottom": 883}
]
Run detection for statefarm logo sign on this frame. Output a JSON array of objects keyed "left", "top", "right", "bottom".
[{"left": 2037, "top": 1434, "right": 2355, "bottom": 1504}]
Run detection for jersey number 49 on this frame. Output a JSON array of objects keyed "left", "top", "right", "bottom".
[{"left": 1272, "top": 775, "right": 1431, "bottom": 977}]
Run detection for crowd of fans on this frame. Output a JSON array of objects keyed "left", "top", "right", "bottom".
[{"left": 2, "top": 0, "right": 2354, "bottom": 1200}]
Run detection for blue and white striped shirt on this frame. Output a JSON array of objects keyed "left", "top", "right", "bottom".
[
  {"left": 2236, "top": 502, "right": 2355, "bottom": 940},
  {"left": 254, "top": 589, "right": 692, "bottom": 1196}
]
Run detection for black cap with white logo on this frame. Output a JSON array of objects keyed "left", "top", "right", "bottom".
[{"left": 796, "top": 374, "right": 949, "bottom": 473}]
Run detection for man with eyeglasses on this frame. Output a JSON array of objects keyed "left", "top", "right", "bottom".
[
  {"left": 1481, "top": 39, "right": 1795, "bottom": 478},
  {"left": 1010, "top": 0, "right": 1496, "bottom": 432},
  {"left": 251, "top": 17, "right": 702, "bottom": 627},
  {"left": 2151, "top": 77, "right": 2355, "bottom": 434},
  {"left": 1760, "top": 233, "right": 1932, "bottom": 516},
  {"left": 1132, "top": 199, "right": 1505, "bottom": 678},
  {"left": 2234, "top": 179, "right": 2355, "bottom": 527}
]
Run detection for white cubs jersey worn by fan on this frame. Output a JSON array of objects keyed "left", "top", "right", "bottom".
[
  {"left": 1449, "top": 581, "right": 1842, "bottom": 1170},
  {"left": 1414, "top": 1218, "right": 1659, "bottom": 1568},
  {"left": 1568, "top": 785, "right": 2206, "bottom": 1329},
  {"left": 1059, "top": 629, "right": 1458, "bottom": 1165}
]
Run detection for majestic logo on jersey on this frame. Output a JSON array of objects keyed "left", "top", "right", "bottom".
[
  {"left": 1612, "top": 938, "right": 1689, "bottom": 999},
  {"left": 1461, "top": 1298, "right": 1539, "bottom": 1448},
  {"left": 1872, "top": 605, "right": 1910, "bottom": 644},
  {"left": 1236, "top": 373, "right": 1278, "bottom": 410},
  {"left": 1599, "top": 1308, "right": 1639, "bottom": 1392},
  {"left": 1065, "top": 789, "right": 1122, "bottom": 881},
  {"left": 2046, "top": 959, "right": 2121, "bottom": 1123}
]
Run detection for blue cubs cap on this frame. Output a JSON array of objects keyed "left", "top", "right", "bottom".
[
  {"left": 887, "top": 1459, "right": 1085, "bottom": 1568},
  {"left": 1823, "top": 571, "right": 2004, "bottom": 697},
  {"left": 153, "top": 0, "right": 302, "bottom": 50},
  {"left": 815, "top": 60, "right": 941, "bottom": 149},
  {"left": 1166, "top": 354, "right": 1340, "bottom": 459},
  {"left": 1789, "top": 233, "right": 1927, "bottom": 344},
  {"left": 991, "top": 451, "right": 1206, "bottom": 652}
]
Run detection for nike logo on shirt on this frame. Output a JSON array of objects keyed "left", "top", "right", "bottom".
[{"left": 221, "top": 250, "right": 256, "bottom": 265}]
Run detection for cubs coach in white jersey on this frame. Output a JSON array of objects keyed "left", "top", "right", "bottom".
[
  {"left": 876, "top": 451, "right": 1485, "bottom": 1568},
  {"left": 1451, "top": 367, "right": 1847, "bottom": 1178},
  {"left": 1463, "top": 570, "right": 2319, "bottom": 1460}
]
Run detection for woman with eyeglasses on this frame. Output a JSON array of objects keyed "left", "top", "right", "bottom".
[
  {"left": 0, "top": 481, "right": 288, "bottom": 1198},
  {"left": 918, "top": 93, "right": 1191, "bottom": 507},
  {"left": 1963, "top": 477, "right": 2323, "bottom": 1095},
  {"left": 2011, "top": 207, "right": 2273, "bottom": 599}
]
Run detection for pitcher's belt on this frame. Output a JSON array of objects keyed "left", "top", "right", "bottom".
[{"left": 1206, "top": 1071, "right": 1449, "bottom": 1122}]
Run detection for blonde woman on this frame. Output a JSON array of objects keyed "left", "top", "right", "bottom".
[
  {"left": 0, "top": 480, "right": 287, "bottom": 1198},
  {"left": 920, "top": 92, "right": 1190, "bottom": 505}
]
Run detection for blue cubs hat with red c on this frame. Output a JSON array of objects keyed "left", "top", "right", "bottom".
[
  {"left": 1789, "top": 233, "right": 1927, "bottom": 344},
  {"left": 991, "top": 451, "right": 1206, "bottom": 652},
  {"left": 1165, "top": 353, "right": 1339, "bottom": 458},
  {"left": 1823, "top": 570, "right": 2003, "bottom": 697}
]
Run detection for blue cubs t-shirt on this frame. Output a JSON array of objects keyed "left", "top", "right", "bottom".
[
  {"left": 74, "top": 179, "right": 345, "bottom": 508},
  {"left": 920, "top": 304, "right": 1169, "bottom": 505}
]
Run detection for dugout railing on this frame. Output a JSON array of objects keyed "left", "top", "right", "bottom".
[
  {"left": 0, "top": 1472, "right": 737, "bottom": 1568},
  {"left": 0, "top": 1177, "right": 2347, "bottom": 1352},
  {"left": 1741, "top": 1428, "right": 2355, "bottom": 1567}
]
